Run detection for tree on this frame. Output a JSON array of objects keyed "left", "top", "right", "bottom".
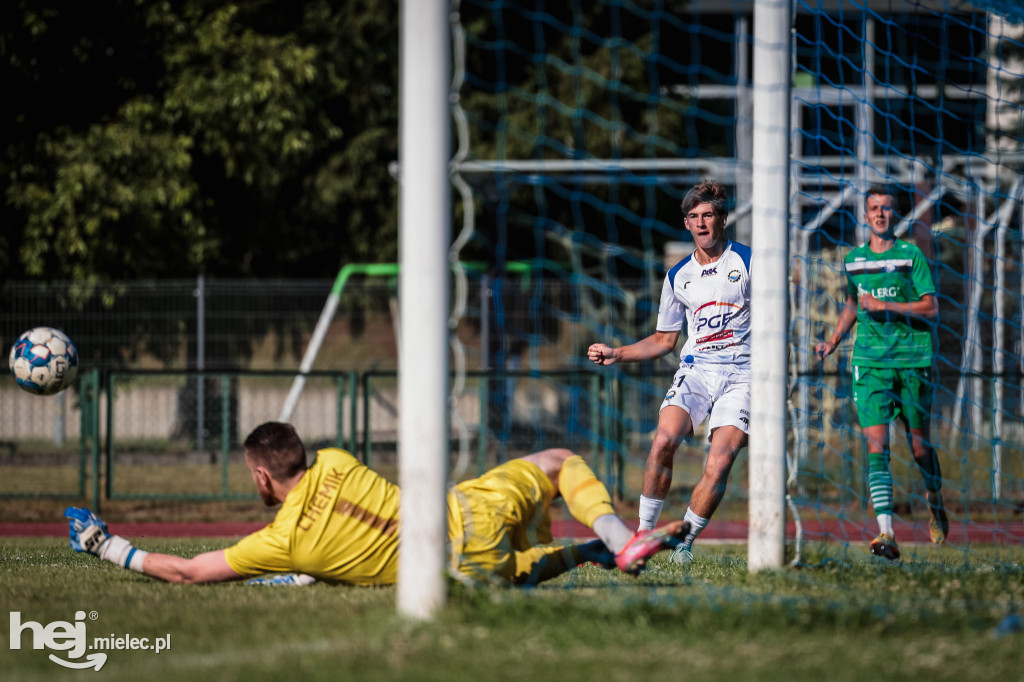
[
  {"left": 1, "top": 0, "right": 400, "bottom": 370},
  {"left": 2, "top": 0, "right": 400, "bottom": 283}
]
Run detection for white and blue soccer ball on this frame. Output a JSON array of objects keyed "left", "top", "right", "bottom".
[{"left": 9, "top": 327, "right": 80, "bottom": 395}]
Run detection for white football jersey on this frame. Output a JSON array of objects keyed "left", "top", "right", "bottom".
[{"left": 656, "top": 240, "right": 752, "bottom": 367}]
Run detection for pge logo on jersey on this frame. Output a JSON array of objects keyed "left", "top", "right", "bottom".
[{"left": 693, "top": 301, "right": 742, "bottom": 333}]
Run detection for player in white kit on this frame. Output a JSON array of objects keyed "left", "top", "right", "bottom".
[{"left": 587, "top": 179, "right": 750, "bottom": 563}]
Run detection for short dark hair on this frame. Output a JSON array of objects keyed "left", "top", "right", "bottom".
[
  {"left": 681, "top": 179, "right": 729, "bottom": 219},
  {"left": 243, "top": 422, "right": 308, "bottom": 481},
  {"left": 865, "top": 184, "right": 894, "bottom": 206}
]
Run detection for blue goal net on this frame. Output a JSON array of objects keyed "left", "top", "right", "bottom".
[{"left": 448, "top": 0, "right": 1024, "bottom": 564}]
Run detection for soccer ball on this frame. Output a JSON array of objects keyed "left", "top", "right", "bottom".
[{"left": 9, "top": 327, "right": 80, "bottom": 395}]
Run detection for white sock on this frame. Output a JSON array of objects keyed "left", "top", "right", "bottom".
[
  {"left": 638, "top": 495, "right": 664, "bottom": 531},
  {"left": 592, "top": 514, "right": 634, "bottom": 554},
  {"left": 877, "top": 513, "right": 894, "bottom": 537},
  {"left": 682, "top": 508, "right": 709, "bottom": 549}
]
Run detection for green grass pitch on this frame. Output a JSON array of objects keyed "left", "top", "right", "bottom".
[{"left": 2, "top": 538, "right": 1022, "bottom": 681}]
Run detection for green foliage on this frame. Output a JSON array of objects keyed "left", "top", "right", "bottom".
[
  {"left": 159, "top": 4, "right": 339, "bottom": 190},
  {"left": 0, "top": 0, "right": 401, "bottom": 367},
  {"left": 2, "top": 0, "right": 399, "bottom": 282},
  {"left": 10, "top": 102, "right": 208, "bottom": 281}
]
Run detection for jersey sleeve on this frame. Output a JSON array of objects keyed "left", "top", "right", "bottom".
[
  {"left": 222, "top": 524, "right": 295, "bottom": 578},
  {"left": 910, "top": 247, "right": 936, "bottom": 297},
  {"left": 844, "top": 255, "right": 859, "bottom": 301},
  {"left": 655, "top": 273, "right": 685, "bottom": 332}
]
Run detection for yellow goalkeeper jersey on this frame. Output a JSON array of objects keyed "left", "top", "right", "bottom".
[{"left": 224, "top": 448, "right": 400, "bottom": 586}]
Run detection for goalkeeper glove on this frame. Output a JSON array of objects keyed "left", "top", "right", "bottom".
[
  {"left": 246, "top": 573, "right": 316, "bottom": 586},
  {"left": 65, "top": 507, "right": 148, "bottom": 574}
]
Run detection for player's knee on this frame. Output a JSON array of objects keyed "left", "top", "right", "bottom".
[
  {"left": 910, "top": 443, "right": 932, "bottom": 461},
  {"left": 704, "top": 457, "right": 733, "bottom": 481},
  {"left": 523, "top": 448, "right": 574, "bottom": 477},
  {"left": 543, "top": 448, "right": 575, "bottom": 463},
  {"left": 650, "top": 431, "right": 684, "bottom": 458},
  {"left": 705, "top": 445, "right": 739, "bottom": 477}
]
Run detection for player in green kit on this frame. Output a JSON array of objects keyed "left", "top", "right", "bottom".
[{"left": 815, "top": 185, "right": 949, "bottom": 560}]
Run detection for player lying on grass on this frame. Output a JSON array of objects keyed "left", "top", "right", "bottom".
[{"left": 66, "top": 421, "right": 687, "bottom": 586}]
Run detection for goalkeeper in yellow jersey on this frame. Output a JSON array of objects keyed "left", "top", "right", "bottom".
[{"left": 65, "top": 421, "right": 687, "bottom": 586}]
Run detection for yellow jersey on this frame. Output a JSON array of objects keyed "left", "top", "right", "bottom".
[
  {"left": 224, "top": 448, "right": 400, "bottom": 586},
  {"left": 447, "top": 458, "right": 558, "bottom": 583}
]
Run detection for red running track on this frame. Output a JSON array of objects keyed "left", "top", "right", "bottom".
[{"left": 5, "top": 518, "right": 1022, "bottom": 545}]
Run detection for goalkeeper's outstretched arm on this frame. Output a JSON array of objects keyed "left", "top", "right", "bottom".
[
  {"left": 65, "top": 507, "right": 242, "bottom": 584},
  {"left": 142, "top": 549, "right": 241, "bottom": 584}
]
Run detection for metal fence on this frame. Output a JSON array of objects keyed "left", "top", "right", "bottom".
[
  {"left": 0, "top": 277, "right": 402, "bottom": 372},
  {"left": 0, "top": 368, "right": 615, "bottom": 509},
  {"left": 1, "top": 276, "right": 1021, "bottom": 514}
]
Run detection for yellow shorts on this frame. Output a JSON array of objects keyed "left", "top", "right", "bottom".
[{"left": 447, "top": 459, "right": 562, "bottom": 584}]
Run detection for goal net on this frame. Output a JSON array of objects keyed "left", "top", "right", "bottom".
[{"left": 443, "top": 0, "right": 1024, "bottom": 568}]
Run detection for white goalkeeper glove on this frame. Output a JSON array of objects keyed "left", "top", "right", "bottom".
[
  {"left": 65, "top": 507, "right": 148, "bottom": 573},
  {"left": 246, "top": 573, "right": 316, "bottom": 586}
]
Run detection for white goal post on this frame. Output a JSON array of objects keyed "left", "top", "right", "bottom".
[
  {"left": 397, "top": 0, "right": 451, "bottom": 618},
  {"left": 748, "top": 0, "right": 791, "bottom": 571},
  {"left": 396, "top": 0, "right": 794, "bottom": 610}
]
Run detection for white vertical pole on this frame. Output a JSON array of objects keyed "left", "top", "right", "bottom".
[
  {"left": 993, "top": 195, "right": 1005, "bottom": 501},
  {"left": 734, "top": 14, "right": 753, "bottom": 246},
  {"left": 748, "top": 0, "right": 791, "bottom": 571},
  {"left": 398, "top": 0, "right": 451, "bottom": 618},
  {"left": 970, "top": 191, "right": 986, "bottom": 432},
  {"left": 855, "top": 18, "right": 875, "bottom": 246}
]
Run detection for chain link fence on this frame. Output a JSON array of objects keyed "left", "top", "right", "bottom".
[{"left": 1, "top": 275, "right": 1021, "bottom": 512}]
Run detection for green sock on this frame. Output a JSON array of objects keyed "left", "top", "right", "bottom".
[{"left": 868, "top": 451, "right": 893, "bottom": 516}]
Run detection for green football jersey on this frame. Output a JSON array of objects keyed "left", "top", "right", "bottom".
[{"left": 844, "top": 239, "right": 936, "bottom": 368}]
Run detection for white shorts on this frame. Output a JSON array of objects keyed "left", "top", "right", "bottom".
[{"left": 660, "top": 362, "right": 750, "bottom": 441}]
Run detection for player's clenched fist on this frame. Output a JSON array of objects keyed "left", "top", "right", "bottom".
[{"left": 588, "top": 343, "right": 617, "bottom": 366}]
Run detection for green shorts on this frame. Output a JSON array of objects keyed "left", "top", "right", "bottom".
[{"left": 852, "top": 365, "right": 933, "bottom": 430}]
